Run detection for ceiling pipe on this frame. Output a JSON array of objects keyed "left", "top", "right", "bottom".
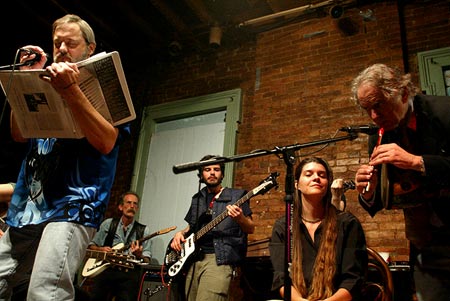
[
  {"left": 397, "top": 0, "right": 409, "bottom": 73},
  {"left": 185, "top": 0, "right": 216, "bottom": 24},
  {"left": 239, "top": 0, "right": 350, "bottom": 27}
]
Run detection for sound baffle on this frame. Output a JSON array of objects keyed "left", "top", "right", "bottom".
[{"left": 139, "top": 266, "right": 182, "bottom": 301}]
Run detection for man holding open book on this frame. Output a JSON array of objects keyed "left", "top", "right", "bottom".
[{"left": 0, "top": 14, "right": 131, "bottom": 300}]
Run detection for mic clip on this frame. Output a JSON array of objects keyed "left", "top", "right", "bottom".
[
  {"left": 339, "top": 124, "right": 379, "bottom": 135},
  {"left": 19, "top": 48, "right": 43, "bottom": 66}
]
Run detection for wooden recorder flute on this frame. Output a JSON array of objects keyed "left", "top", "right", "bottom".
[{"left": 363, "top": 127, "right": 384, "bottom": 194}]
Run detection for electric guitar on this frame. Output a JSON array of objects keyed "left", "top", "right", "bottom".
[
  {"left": 164, "top": 172, "right": 279, "bottom": 277},
  {"left": 82, "top": 225, "right": 176, "bottom": 278}
]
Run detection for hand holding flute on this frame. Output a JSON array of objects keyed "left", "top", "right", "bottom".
[{"left": 355, "top": 128, "right": 384, "bottom": 196}]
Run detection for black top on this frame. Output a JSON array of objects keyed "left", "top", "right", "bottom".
[
  {"left": 197, "top": 191, "right": 215, "bottom": 253},
  {"left": 269, "top": 211, "right": 367, "bottom": 300}
]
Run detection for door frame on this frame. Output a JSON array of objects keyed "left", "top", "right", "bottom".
[{"left": 131, "top": 88, "right": 242, "bottom": 194}]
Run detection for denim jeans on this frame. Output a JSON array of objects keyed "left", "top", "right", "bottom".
[{"left": 0, "top": 222, "right": 95, "bottom": 301}]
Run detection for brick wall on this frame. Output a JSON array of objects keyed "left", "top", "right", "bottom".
[{"left": 111, "top": 0, "right": 450, "bottom": 263}]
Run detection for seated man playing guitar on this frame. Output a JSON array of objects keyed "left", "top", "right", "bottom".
[
  {"left": 168, "top": 154, "right": 255, "bottom": 301},
  {"left": 86, "top": 191, "right": 152, "bottom": 301}
]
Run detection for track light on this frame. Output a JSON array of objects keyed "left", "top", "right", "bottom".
[
  {"left": 168, "top": 41, "right": 182, "bottom": 57},
  {"left": 359, "top": 9, "right": 376, "bottom": 22},
  {"left": 329, "top": 5, "right": 344, "bottom": 19}
]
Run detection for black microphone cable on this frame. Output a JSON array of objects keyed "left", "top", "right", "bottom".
[
  {"left": 17, "top": 48, "right": 43, "bottom": 66},
  {"left": 0, "top": 48, "right": 49, "bottom": 133},
  {"left": 0, "top": 48, "right": 23, "bottom": 133},
  {"left": 0, "top": 48, "right": 47, "bottom": 70}
]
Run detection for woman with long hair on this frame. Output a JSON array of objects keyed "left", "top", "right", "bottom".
[{"left": 270, "top": 157, "right": 367, "bottom": 301}]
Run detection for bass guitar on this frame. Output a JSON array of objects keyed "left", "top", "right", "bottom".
[
  {"left": 82, "top": 225, "right": 176, "bottom": 278},
  {"left": 164, "top": 172, "right": 279, "bottom": 277}
]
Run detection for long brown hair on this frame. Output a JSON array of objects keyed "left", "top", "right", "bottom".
[{"left": 291, "top": 157, "right": 338, "bottom": 300}]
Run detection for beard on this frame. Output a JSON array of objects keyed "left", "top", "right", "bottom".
[
  {"left": 54, "top": 48, "right": 90, "bottom": 63},
  {"left": 204, "top": 177, "right": 222, "bottom": 188}
]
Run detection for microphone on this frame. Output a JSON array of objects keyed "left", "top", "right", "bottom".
[
  {"left": 19, "top": 48, "right": 43, "bottom": 66},
  {"left": 173, "top": 157, "right": 227, "bottom": 174},
  {"left": 339, "top": 124, "right": 379, "bottom": 135},
  {"left": 173, "top": 161, "right": 204, "bottom": 174}
]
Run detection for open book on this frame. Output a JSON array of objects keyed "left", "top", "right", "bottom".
[{"left": 0, "top": 51, "right": 136, "bottom": 138}]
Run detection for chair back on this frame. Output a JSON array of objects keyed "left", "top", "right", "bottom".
[{"left": 364, "top": 247, "right": 394, "bottom": 301}]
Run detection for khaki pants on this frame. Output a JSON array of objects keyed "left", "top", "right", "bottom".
[{"left": 185, "top": 253, "right": 233, "bottom": 301}]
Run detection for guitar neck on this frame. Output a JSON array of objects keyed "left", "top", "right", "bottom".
[
  {"left": 85, "top": 249, "right": 108, "bottom": 260},
  {"left": 195, "top": 190, "right": 254, "bottom": 241},
  {"left": 85, "top": 249, "right": 135, "bottom": 270},
  {"left": 121, "top": 232, "right": 157, "bottom": 251},
  {"left": 120, "top": 225, "right": 177, "bottom": 251},
  {"left": 138, "top": 233, "right": 156, "bottom": 244}
]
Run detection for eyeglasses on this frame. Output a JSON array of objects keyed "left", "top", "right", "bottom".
[{"left": 53, "top": 38, "right": 87, "bottom": 50}]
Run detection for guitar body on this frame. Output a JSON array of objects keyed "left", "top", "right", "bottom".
[
  {"left": 381, "top": 163, "right": 431, "bottom": 209},
  {"left": 165, "top": 233, "right": 196, "bottom": 277},
  {"left": 82, "top": 258, "right": 110, "bottom": 278},
  {"left": 82, "top": 244, "right": 126, "bottom": 278},
  {"left": 82, "top": 226, "right": 176, "bottom": 278}
]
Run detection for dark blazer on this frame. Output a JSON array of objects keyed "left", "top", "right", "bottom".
[{"left": 359, "top": 94, "right": 450, "bottom": 245}]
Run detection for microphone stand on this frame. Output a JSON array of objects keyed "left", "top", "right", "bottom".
[
  {"left": 0, "top": 61, "right": 35, "bottom": 70},
  {"left": 172, "top": 133, "right": 358, "bottom": 301},
  {"left": 281, "top": 149, "right": 295, "bottom": 301},
  {"left": 173, "top": 134, "right": 357, "bottom": 174}
]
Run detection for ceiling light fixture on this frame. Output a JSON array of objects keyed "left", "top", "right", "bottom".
[
  {"left": 168, "top": 41, "right": 182, "bottom": 57},
  {"left": 359, "top": 9, "right": 376, "bottom": 22},
  {"left": 209, "top": 24, "right": 222, "bottom": 48},
  {"left": 329, "top": 5, "right": 344, "bottom": 19}
]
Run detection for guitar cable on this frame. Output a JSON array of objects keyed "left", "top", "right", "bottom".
[
  {"left": 138, "top": 265, "right": 173, "bottom": 301},
  {"left": 137, "top": 270, "right": 147, "bottom": 300}
]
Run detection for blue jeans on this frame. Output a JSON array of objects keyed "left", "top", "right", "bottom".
[{"left": 0, "top": 222, "right": 95, "bottom": 301}]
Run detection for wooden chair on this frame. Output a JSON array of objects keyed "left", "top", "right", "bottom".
[{"left": 364, "top": 247, "right": 394, "bottom": 301}]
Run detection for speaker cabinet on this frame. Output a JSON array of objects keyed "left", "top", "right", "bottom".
[{"left": 139, "top": 266, "right": 182, "bottom": 301}]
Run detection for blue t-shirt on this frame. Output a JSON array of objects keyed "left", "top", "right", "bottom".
[{"left": 7, "top": 125, "right": 129, "bottom": 228}]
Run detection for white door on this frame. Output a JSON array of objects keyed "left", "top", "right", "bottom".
[{"left": 131, "top": 89, "right": 242, "bottom": 264}]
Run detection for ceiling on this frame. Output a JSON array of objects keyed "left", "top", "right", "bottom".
[{"left": 1, "top": 0, "right": 375, "bottom": 69}]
